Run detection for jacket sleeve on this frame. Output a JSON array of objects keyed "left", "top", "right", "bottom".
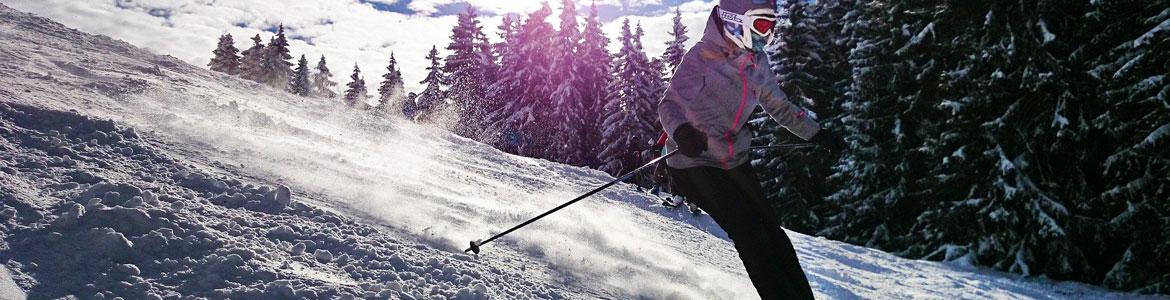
[
  {"left": 758, "top": 74, "right": 821, "bottom": 141},
  {"left": 658, "top": 53, "right": 705, "bottom": 139}
]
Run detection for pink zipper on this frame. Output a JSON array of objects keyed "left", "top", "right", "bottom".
[{"left": 722, "top": 52, "right": 754, "bottom": 168}]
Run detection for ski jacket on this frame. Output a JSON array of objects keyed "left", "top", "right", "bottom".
[{"left": 658, "top": 7, "right": 820, "bottom": 170}]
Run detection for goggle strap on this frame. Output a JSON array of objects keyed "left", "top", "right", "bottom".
[{"left": 718, "top": 8, "right": 744, "bottom": 25}]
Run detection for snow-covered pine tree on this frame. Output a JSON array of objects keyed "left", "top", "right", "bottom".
[
  {"left": 414, "top": 46, "right": 447, "bottom": 123},
  {"left": 897, "top": 0, "right": 1128, "bottom": 284},
  {"left": 477, "top": 14, "right": 520, "bottom": 148},
  {"left": 1087, "top": 0, "right": 1170, "bottom": 291},
  {"left": 260, "top": 24, "right": 294, "bottom": 89},
  {"left": 342, "top": 64, "right": 367, "bottom": 107},
  {"left": 661, "top": 7, "right": 688, "bottom": 72},
  {"left": 312, "top": 55, "right": 338, "bottom": 98},
  {"left": 597, "top": 19, "right": 657, "bottom": 184},
  {"left": 748, "top": 0, "right": 844, "bottom": 234},
  {"left": 806, "top": 0, "right": 855, "bottom": 112},
  {"left": 597, "top": 62, "right": 633, "bottom": 178},
  {"left": 909, "top": 0, "right": 1097, "bottom": 283},
  {"left": 907, "top": 0, "right": 1165, "bottom": 290},
  {"left": 771, "top": 0, "right": 822, "bottom": 106},
  {"left": 633, "top": 23, "right": 667, "bottom": 185},
  {"left": 546, "top": 0, "right": 587, "bottom": 165},
  {"left": 239, "top": 34, "right": 266, "bottom": 83},
  {"left": 467, "top": 13, "right": 519, "bottom": 145},
  {"left": 481, "top": 3, "right": 557, "bottom": 158},
  {"left": 821, "top": 0, "right": 938, "bottom": 252},
  {"left": 724, "top": 0, "right": 1170, "bottom": 291},
  {"left": 208, "top": 33, "right": 240, "bottom": 75},
  {"left": 376, "top": 53, "right": 406, "bottom": 116},
  {"left": 577, "top": 3, "right": 612, "bottom": 168},
  {"left": 444, "top": 6, "right": 495, "bottom": 137},
  {"left": 288, "top": 54, "right": 311, "bottom": 96},
  {"left": 492, "top": 14, "right": 520, "bottom": 65}
]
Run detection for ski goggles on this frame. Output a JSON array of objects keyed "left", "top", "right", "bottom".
[{"left": 718, "top": 7, "right": 778, "bottom": 52}]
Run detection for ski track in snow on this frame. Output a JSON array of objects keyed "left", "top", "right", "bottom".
[{"left": 0, "top": 3, "right": 1164, "bottom": 299}]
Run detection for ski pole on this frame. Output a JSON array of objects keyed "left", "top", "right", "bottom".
[
  {"left": 463, "top": 143, "right": 817, "bottom": 254},
  {"left": 750, "top": 143, "right": 816, "bottom": 150},
  {"left": 465, "top": 149, "right": 680, "bottom": 254}
]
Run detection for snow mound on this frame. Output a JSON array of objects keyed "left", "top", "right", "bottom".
[
  {"left": 0, "top": 101, "right": 565, "bottom": 298},
  {"left": 0, "top": 3, "right": 1161, "bottom": 299}
]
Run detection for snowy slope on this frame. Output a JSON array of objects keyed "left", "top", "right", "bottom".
[{"left": 0, "top": 4, "right": 1162, "bottom": 299}]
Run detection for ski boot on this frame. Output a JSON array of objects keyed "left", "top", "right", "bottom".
[
  {"left": 661, "top": 196, "right": 679, "bottom": 208},
  {"left": 687, "top": 200, "right": 702, "bottom": 215}
]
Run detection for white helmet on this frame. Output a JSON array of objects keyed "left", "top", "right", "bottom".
[{"left": 717, "top": 0, "right": 778, "bottom": 52}]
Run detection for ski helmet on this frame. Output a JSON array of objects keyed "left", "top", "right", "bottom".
[{"left": 717, "top": 0, "right": 778, "bottom": 52}]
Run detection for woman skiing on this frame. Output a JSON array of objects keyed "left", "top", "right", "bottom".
[{"left": 657, "top": 0, "right": 846, "bottom": 299}]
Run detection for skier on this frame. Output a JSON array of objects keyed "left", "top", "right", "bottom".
[
  {"left": 657, "top": 1, "right": 846, "bottom": 299},
  {"left": 648, "top": 132, "right": 671, "bottom": 200},
  {"left": 648, "top": 132, "right": 703, "bottom": 214}
]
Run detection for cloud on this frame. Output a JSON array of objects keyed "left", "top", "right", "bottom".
[
  {"left": 603, "top": 1, "right": 712, "bottom": 56},
  {"left": 3, "top": 0, "right": 714, "bottom": 94},
  {"left": 408, "top": 0, "right": 668, "bottom": 16}
]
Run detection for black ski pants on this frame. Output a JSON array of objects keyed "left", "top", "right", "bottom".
[{"left": 668, "top": 163, "right": 815, "bottom": 300}]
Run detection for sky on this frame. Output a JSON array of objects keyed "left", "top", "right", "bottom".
[{"left": 2, "top": 0, "right": 719, "bottom": 93}]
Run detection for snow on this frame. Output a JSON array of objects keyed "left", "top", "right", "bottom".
[
  {"left": 1114, "top": 53, "right": 1147, "bottom": 79},
  {"left": 0, "top": 3, "right": 1163, "bottom": 300},
  {"left": 939, "top": 100, "right": 963, "bottom": 115},
  {"left": 1134, "top": 17, "right": 1170, "bottom": 47},
  {"left": 1052, "top": 102, "right": 1070, "bottom": 129},
  {"left": 1038, "top": 19, "right": 1056, "bottom": 44},
  {"left": 1142, "top": 123, "right": 1169, "bottom": 147},
  {"left": 0, "top": 266, "right": 25, "bottom": 300},
  {"left": 896, "top": 22, "right": 935, "bottom": 56}
]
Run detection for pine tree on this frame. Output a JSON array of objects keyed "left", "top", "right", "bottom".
[
  {"left": 288, "top": 54, "right": 311, "bottom": 96},
  {"left": 771, "top": 0, "right": 823, "bottom": 106},
  {"left": 547, "top": 0, "right": 587, "bottom": 165},
  {"left": 597, "top": 19, "right": 658, "bottom": 184},
  {"left": 815, "top": 0, "right": 1170, "bottom": 290},
  {"left": 208, "top": 33, "right": 240, "bottom": 75},
  {"left": 377, "top": 53, "right": 406, "bottom": 116},
  {"left": 239, "top": 34, "right": 266, "bottom": 83},
  {"left": 1087, "top": 0, "right": 1170, "bottom": 291},
  {"left": 342, "top": 64, "right": 367, "bottom": 107},
  {"left": 260, "top": 24, "right": 294, "bottom": 88},
  {"left": 312, "top": 55, "right": 338, "bottom": 98},
  {"left": 475, "top": 14, "right": 521, "bottom": 146},
  {"left": 493, "top": 14, "right": 520, "bottom": 64},
  {"left": 578, "top": 3, "right": 612, "bottom": 168},
  {"left": 821, "top": 0, "right": 940, "bottom": 253},
  {"left": 444, "top": 6, "right": 496, "bottom": 136},
  {"left": 633, "top": 22, "right": 665, "bottom": 142},
  {"left": 915, "top": 0, "right": 1168, "bottom": 288},
  {"left": 661, "top": 7, "right": 688, "bottom": 72},
  {"left": 481, "top": 3, "right": 557, "bottom": 158},
  {"left": 748, "top": 0, "right": 847, "bottom": 234},
  {"left": 415, "top": 46, "right": 447, "bottom": 122},
  {"left": 473, "top": 14, "right": 519, "bottom": 142},
  {"left": 687, "top": 0, "right": 1170, "bottom": 292}
]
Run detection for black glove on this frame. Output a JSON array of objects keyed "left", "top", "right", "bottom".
[
  {"left": 672, "top": 123, "right": 707, "bottom": 157},
  {"left": 809, "top": 129, "right": 846, "bottom": 153}
]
